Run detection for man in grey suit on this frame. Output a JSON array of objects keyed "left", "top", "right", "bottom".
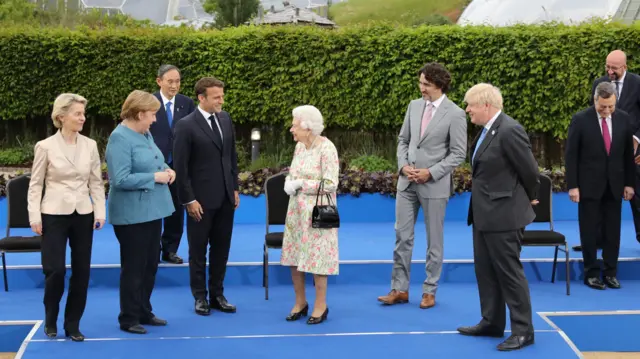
[
  {"left": 456, "top": 83, "right": 538, "bottom": 351},
  {"left": 377, "top": 62, "right": 467, "bottom": 309}
]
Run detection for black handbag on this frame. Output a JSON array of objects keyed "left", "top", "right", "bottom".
[{"left": 311, "top": 180, "right": 340, "bottom": 229}]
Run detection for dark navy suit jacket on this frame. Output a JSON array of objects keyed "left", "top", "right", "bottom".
[{"left": 149, "top": 91, "right": 196, "bottom": 165}]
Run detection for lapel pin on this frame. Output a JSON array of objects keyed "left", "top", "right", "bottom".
[{"left": 491, "top": 130, "right": 495, "bottom": 135}]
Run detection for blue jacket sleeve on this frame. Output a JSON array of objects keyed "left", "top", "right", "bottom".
[{"left": 105, "top": 131, "right": 155, "bottom": 190}]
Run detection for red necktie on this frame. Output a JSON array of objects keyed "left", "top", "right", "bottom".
[{"left": 602, "top": 117, "right": 611, "bottom": 155}]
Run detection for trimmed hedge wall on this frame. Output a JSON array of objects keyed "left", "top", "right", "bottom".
[{"left": 0, "top": 22, "right": 639, "bottom": 138}]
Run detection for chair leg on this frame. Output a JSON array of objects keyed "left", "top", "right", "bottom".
[
  {"left": 264, "top": 246, "right": 269, "bottom": 300},
  {"left": 551, "top": 246, "right": 559, "bottom": 283},
  {"left": 2, "top": 252, "right": 7, "bottom": 292},
  {"left": 565, "top": 244, "right": 570, "bottom": 296}
]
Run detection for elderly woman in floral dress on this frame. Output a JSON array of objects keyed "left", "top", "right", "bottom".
[{"left": 280, "top": 105, "right": 340, "bottom": 325}]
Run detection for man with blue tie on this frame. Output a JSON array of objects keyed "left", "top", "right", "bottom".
[{"left": 150, "top": 64, "right": 196, "bottom": 264}]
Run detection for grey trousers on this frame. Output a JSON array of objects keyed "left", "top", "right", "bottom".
[{"left": 391, "top": 186, "right": 448, "bottom": 294}]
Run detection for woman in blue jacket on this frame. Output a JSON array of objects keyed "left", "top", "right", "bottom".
[{"left": 105, "top": 90, "right": 175, "bottom": 334}]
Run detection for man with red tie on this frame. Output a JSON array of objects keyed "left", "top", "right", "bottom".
[{"left": 565, "top": 81, "right": 636, "bottom": 290}]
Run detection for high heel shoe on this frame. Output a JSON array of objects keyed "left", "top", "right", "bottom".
[
  {"left": 307, "top": 307, "right": 329, "bottom": 325},
  {"left": 286, "top": 304, "right": 309, "bottom": 321},
  {"left": 64, "top": 329, "right": 85, "bottom": 342}
]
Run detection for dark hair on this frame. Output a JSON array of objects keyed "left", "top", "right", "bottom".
[
  {"left": 194, "top": 77, "right": 225, "bottom": 98},
  {"left": 157, "top": 64, "right": 181, "bottom": 79},
  {"left": 417, "top": 62, "right": 452, "bottom": 93}
]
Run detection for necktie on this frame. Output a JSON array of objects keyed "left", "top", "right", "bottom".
[
  {"left": 615, "top": 81, "right": 620, "bottom": 99},
  {"left": 166, "top": 102, "right": 173, "bottom": 163},
  {"left": 166, "top": 102, "right": 173, "bottom": 128},
  {"left": 209, "top": 115, "right": 223, "bottom": 143},
  {"left": 420, "top": 103, "right": 434, "bottom": 137},
  {"left": 472, "top": 127, "right": 488, "bottom": 164},
  {"left": 602, "top": 117, "right": 611, "bottom": 155}
]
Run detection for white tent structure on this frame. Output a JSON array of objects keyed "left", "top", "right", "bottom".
[{"left": 457, "top": 0, "right": 640, "bottom": 26}]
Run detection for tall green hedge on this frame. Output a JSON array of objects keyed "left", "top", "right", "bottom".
[{"left": 1, "top": 22, "right": 639, "bottom": 139}]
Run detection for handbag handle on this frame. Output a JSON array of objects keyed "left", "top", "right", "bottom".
[{"left": 315, "top": 179, "right": 334, "bottom": 207}]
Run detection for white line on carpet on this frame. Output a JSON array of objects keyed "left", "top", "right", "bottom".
[{"left": 27, "top": 329, "right": 558, "bottom": 343}]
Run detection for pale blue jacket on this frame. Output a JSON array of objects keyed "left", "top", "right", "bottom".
[{"left": 105, "top": 124, "right": 175, "bottom": 225}]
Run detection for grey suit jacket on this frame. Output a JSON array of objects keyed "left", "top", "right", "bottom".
[
  {"left": 397, "top": 96, "right": 467, "bottom": 199},
  {"left": 467, "top": 112, "right": 540, "bottom": 232}
]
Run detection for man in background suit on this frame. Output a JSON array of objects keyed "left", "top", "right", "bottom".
[
  {"left": 173, "top": 77, "right": 240, "bottom": 316},
  {"left": 150, "top": 64, "right": 196, "bottom": 264},
  {"left": 585, "top": 50, "right": 640, "bottom": 249},
  {"left": 457, "top": 83, "right": 538, "bottom": 351},
  {"left": 377, "top": 62, "right": 467, "bottom": 309},
  {"left": 565, "top": 81, "right": 635, "bottom": 290}
]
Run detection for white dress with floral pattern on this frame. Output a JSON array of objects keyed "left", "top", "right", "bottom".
[{"left": 280, "top": 136, "right": 340, "bottom": 275}]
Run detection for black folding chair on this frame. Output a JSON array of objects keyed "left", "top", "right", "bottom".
[
  {"left": 263, "top": 171, "right": 289, "bottom": 300},
  {"left": 522, "top": 174, "right": 570, "bottom": 295},
  {"left": 0, "top": 173, "right": 43, "bottom": 291}
]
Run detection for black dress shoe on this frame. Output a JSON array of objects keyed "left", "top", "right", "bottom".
[
  {"left": 585, "top": 277, "right": 606, "bottom": 290},
  {"left": 64, "top": 329, "right": 85, "bottom": 342},
  {"left": 457, "top": 324, "right": 504, "bottom": 337},
  {"left": 120, "top": 324, "right": 147, "bottom": 334},
  {"left": 604, "top": 276, "right": 621, "bottom": 289},
  {"left": 161, "top": 252, "right": 183, "bottom": 264},
  {"left": 211, "top": 296, "right": 236, "bottom": 313},
  {"left": 307, "top": 308, "right": 329, "bottom": 325},
  {"left": 43, "top": 326, "right": 57, "bottom": 338},
  {"left": 286, "top": 304, "right": 309, "bottom": 321},
  {"left": 141, "top": 316, "right": 168, "bottom": 326},
  {"left": 195, "top": 299, "right": 211, "bottom": 316},
  {"left": 497, "top": 333, "right": 534, "bottom": 351}
]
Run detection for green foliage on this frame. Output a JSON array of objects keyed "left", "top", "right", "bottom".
[
  {"left": 348, "top": 154, "right": 395, "bottom": 172},
  {"left": 0, "top": 147, "right": 32, "bottom": 166},
  {"left": 0, "top": 22, "right": 638, "bottom": 140}
]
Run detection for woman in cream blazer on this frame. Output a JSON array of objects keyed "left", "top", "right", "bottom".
[{"left": 27, "top": 93, "right": 106, "bottom": 342}]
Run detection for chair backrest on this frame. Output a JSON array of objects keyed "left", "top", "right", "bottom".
[
  {"left": 532, "top": 173, "right": 552, "bottom": 224},
  {"left": 264, "top": 171, "right": 289, "bottom": 227},
  {"left": 6, "top": 173, "right": 33, "bottom": 231}
]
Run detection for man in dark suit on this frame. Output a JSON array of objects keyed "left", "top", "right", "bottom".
[
  {"left": 173, "top": 77, "right": 240, "bottom": 316},
  {"left": 149, "top": 64, "right": 196, "bottom": 264},
  {"left": 565, "top": 81, "right": 635, "bottom": 290},
  {"left": 588, "top": 50, "right": 640, "bottom": 248},
  {"left": 456, "top": 83, "right": 538, "bottom": 352}
]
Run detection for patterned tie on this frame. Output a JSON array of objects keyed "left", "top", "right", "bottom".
[
  {"left": 602, "top": 117, "right": 611, "bottom": 155},
  {"left": 472, "top": 127, "right": 488, "bottom": 164},
  {"left": 420, "top": 103, "right": 434, "bottom": 137}
]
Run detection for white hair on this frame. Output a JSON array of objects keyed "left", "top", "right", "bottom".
[{"left": 292, "top": 105, "right": 324, "bottom": 136}]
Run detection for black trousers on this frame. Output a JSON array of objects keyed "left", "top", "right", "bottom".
[
  {"left": 472, "top": 226, "right": 533, "bottom": 336},
  {"left": 187, "top": 200, "right": 235, "bottom": 300},
  {"left": 161, "top": 165, "right": 184, "bottom": 255},
  {"left": 579, "top": 186, "right": 622, "bottom": 279},
  {"left": 41, "top": 211, "right": 94, "bottom": 331},
  {"left": 113, "top": 219, "right": 161, "bottom": 327}
]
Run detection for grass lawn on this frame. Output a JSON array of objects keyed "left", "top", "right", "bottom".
[{"left": 329, "top": 0, "right": 472, "bottom": 26}]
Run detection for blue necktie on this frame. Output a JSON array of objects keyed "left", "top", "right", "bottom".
[
  {"left": 166, "top": 102, "right": 173, "bottom": 164},
  {"left": 472, "top": 127, "right": 488, "bottom": 164},
  {"left": 166, "top": 102, "right": 173, "bottom": 128}
]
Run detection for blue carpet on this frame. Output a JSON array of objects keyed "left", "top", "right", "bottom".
[
  {"left": 3, "top": 281, "right": 640, "bottom": 357},
  {"left": 3, "top": 220, "right": 640, "bottom": 266},
  {"left": 23, "top": 332, "right": 575, "bottom": 359},
  {"left": 0, "top": 324, "right": 32, "bottom": 352},
  {"left": 548, "top": 313, "right": 640, "bottom": 352}
]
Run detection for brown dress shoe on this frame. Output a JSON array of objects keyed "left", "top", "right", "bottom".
[
  {"left": 420, "top": 294, "right": 435, "bottom": 309},
  {"left": 377, "top": 290, "right": 409, "bottom": 305}
]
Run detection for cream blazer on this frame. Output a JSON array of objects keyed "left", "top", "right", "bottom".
[{"left": 27, "top": 131, "right": 106, "bottom": 224}]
